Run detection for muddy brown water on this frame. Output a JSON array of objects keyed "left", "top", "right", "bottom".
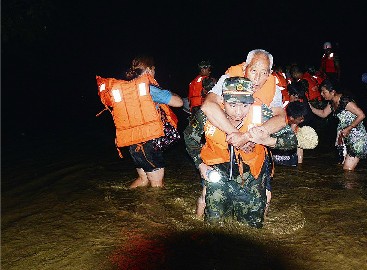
[{"left": 2, "top": 125, "right": 367, "bottom": 270}]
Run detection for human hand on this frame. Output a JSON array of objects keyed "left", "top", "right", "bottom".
[
  {"left": 341, "top": 127, "right": 351, "bottom": 138},
  {"left": 226, "top": 132, "right": 251, "bottom": 149},
  {"left": 240, "top": 141, "right": 256, "bottom": 153},
  {"left": 248, "top": 126, "right": 276, "bottom": 147},
  {"left": 198, "top": 163, "right": 213, "bottom": 181},
  {"left": 249, "top": 126, "right": 269, "bottom": 140}
]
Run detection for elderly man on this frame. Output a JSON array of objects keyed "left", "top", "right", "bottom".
[
  {"left": 201, "top": 49, "right": 287, "bottom": 150},
  {"left": 184, "top": 77, "right": 297, "bottom": 227}
]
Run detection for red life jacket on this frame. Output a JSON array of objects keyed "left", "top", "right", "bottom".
[
  {"left": 302, "top": 72, "right": 322, "bottom": 101},
  {"left": 321, "top": 53, "right": 337, "bottom": 73},
  {"left": 188, "top": 75, "right": 208, "bottom": 110}
]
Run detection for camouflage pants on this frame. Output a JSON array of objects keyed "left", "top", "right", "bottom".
[{"left": 204, "top": 163, "right": 268, "bottom": 228}]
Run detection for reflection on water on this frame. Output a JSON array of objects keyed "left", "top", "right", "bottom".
[{"left": 2, "top": 133, "right": 367, "bottom": 270}]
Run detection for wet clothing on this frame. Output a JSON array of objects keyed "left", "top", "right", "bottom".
[
  {"left": 97, "top": 74, "right": 176, "bottom": 171},
  {"left": 332, "top": 95, "right": 367, "bottom": 159},
  {"left": 204, "top": 160, "right": 270, "bottom": 228},
  {"left": 271, "top": 149, "right": 298, "bottom": 166},
  {"left": 184, "top": 107, "right": 297, "bottom": 228},
  {"left": 127, "top": 85, "right": 175, "bottom": 171},
  {"left": 128, "top": 141, "right": 165, "bottom": 172}
]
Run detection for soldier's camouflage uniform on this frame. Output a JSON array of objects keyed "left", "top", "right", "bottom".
[{"left": 184, "top": 105, "right": 297, "bottom": 228}]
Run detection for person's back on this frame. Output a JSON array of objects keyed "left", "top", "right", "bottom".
[{"left": 96, "top": 55, "right": 183, "bottom": 189}]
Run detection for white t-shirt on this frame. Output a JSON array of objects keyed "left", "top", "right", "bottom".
[{"left": 209, "top": 74, "right": 283, "bottom": 108}]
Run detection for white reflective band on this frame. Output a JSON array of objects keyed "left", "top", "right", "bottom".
[
  {"left": 312, "top": 76, "right": 317, "bottom": 79},
  {"left": 252, "top": 105, "right": 262, "bottom": 125},
  {"left": 275, "top": 77, "right": 279, "bottom": 84},
  {"left": 99, "top": 83, "right": 106, "bottom": 92},
  {"left": 197, "top": 77, "right": 203, "bottom": 83},
  {"left": 330, "top": 53, "right": 334, "bottom": 57},
  {"left": 138, "top": 83, "right": 147, "bottom": 96},
  {"left": 279, "top": 86, "right": 285, "bottom": 90},
  {"left": 283, "top": 101, "right": 289, "bottom": 108},
  {"left": 281, "top": 72, "right": 286, "bottom": 78},
  {"left": 112, "top": 89, "right": 122, "bottom": 102},
  {"left": 205, "top": 124, "right": 217, "bottom": 136}
]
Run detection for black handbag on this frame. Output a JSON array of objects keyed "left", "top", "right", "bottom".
[{"left": 152, "top": 105, "right": 181, "bottom": 151}]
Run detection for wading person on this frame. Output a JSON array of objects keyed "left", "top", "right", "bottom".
[
  {"left": 272, "top": 101, "right": 311, "bottom": 166},
  {"left": 200, "top": 49, "right": 288, "bottom": 216},
  {"left": 96, "top": 56, "right": 183, "bottom": 188},
  {"left": 309, "top": 79, "right": 367, "bottom": 170},
  {"left": 184, "top": 77, "right": 297, "bottom": 228},
  {"left": 201, "top": 49, "right": 286, "bottom": 151}
]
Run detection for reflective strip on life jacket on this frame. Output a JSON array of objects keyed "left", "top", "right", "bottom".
[
  {"left": 201, "top": 107, "right": 267, "bottom": 179},
  {"left": 322, "top": 53, "right": 337, "bottom": 73},
  {"left": 188, "top": 75, "right": 207, "bottom": 110},
  {"left": 96, "top": 74, "right": 164, "bottom": 147}
]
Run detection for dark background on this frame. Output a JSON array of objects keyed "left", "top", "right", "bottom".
[{"left": 2, "top": 0, "right": 367, "bottom": 144}]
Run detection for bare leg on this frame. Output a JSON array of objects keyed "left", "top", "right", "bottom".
[
  {"left": 264, "top": 189, "right": 272, "bottom": 217},
  {"left": 196, "top": 186, "right": 206, "bottom": 218},
  {"left": 147, "top": 168, "right": 165, "bottom": 187},
  {"left": 129, "top": 168, "right": 149, "bottom": 188},
  {"left": 297, "top": 147, "right": 304, "bottom": 164},
  {"left": 343, "top": 155, "right": 359, "bottom": 171}
]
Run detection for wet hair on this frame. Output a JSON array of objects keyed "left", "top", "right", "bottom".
[
  {"left": 246, "top": 49, "right": 273, "bottom": 71},
  {"left": 286, "top": 101, "right": 309, "bottom": 119},
  {"left": 125, "top": 55, "right": 154, "bottom": 80}
]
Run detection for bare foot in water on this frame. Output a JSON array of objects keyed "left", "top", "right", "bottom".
[{"left": 129, "top": 177, "right": 149, "bottom": 188}]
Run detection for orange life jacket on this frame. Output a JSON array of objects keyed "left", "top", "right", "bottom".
[
  {"left": 321, "top": 53, "right": 337, "bottom": 73},
  {"left": 272, "top": 71, "right": 290, "bottom": 105},
  {"left": 201, "top": 112, "right": 267, "bottom": 180},
  {"left": 226, "top": 63, "right": 276, "bottom": 107},
  {"left": 225, "top": 62, "right": 245, "bottom": 77},
  {"left": 96, "top": 74, "right": 164, "bottom": 148},
  {"left": 188, "top": 75, "right": 208, "bottom": 110}
]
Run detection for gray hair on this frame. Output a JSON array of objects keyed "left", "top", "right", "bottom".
[{"left": 246, "top": 49, "right": 273, "bottom": 71}]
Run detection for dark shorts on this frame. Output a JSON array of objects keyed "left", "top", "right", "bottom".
[
  {"left": 271, "top": 149, "right": 297, "bottom": 167},
  {"left": 128, "top": 140, "right": 165, "bottom": 172}
]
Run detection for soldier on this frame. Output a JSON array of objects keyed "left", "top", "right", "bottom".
[{"left": 184, "top": 77, "right": 297, "bottom": 228}]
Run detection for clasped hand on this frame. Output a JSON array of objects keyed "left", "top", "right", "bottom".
[{"left": 226, "top": 126, "right": 271, "bottom": 152}]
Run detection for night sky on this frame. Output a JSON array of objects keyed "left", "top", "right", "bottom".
[{"left": 2, "top": 0, "right": 367, "bottom": 141}]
